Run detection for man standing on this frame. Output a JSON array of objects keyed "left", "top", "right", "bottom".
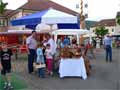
[
  {"left": 26, "top": 31, "right": 37, "bottom": 74},
  {"left": 103, "top": 34, "right": 112, "bottom": 62}
]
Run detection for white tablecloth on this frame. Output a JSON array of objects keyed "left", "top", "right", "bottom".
[{"left": 59, "top": 57, "right": 87, "bottom": 80}]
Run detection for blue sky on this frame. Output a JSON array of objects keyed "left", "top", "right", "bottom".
[{"left": 3, "top": 0, "right": 120, "bottom": 21}]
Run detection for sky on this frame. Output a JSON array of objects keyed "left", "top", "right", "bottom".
[{"left": 3, "top": 0, "right": 120, "bottom": 21}]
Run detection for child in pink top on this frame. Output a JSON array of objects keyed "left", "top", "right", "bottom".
[{"left": 45, "top": 44, "right": 53, "bottom": 75}]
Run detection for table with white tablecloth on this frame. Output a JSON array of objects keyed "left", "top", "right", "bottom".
[{"left": 59, "top": 57, "right": 87, "bottom": 80}]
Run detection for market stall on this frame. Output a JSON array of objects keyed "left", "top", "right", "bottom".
[
  {"left": 10, "top": 8, "right": 91, "bottom": 79},
  {"left": 52, "top": 29, "right": 91, "bottom": 79}
]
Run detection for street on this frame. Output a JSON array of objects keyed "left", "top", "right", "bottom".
[{"left": 12, "top": 48, "right": 120, "bottom": 90}]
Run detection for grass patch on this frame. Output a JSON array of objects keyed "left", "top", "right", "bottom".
[
  {"left": 13, "top": 53, "right": 28, "bottom": 61},
  {"left": 0, "top": 73, "right": 27, "bottom": 90},
  {"left": 18, "top": 54, "right": 28, "bottom": 61}
]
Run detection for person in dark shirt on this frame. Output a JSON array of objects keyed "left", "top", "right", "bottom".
[{"left": 0, "top": 42, "right": 13, "bottom": 89}]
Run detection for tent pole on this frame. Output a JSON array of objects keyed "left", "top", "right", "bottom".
[
  {"left": 77, "top": 34, "right": 80, "bottom": 45},
  {"left": 54, "top": 34, "right": 57, "bottom": 45}
]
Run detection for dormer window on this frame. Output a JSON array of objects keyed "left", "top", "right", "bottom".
[
  {"left": 0, "top": 18, "right": 7, "bottom": 26},
  {"left": 112, "top": 29, "right": 114, "bottom": 32}
]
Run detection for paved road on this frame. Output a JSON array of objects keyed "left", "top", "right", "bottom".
[{"left": 12, "top": 48, "right": 120, "bottom": 90}]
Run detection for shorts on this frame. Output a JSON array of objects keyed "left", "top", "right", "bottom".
[{"left": 1, "top": 68, "right": 11, "bottom": 75}]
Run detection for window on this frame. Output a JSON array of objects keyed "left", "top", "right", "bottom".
[
  {"left": 0, "top": 19, "right": 4, "bottom": 26},
  {"left": 76, "top": 4, "right": 79, "bottom": 9},
  {"left": 112, "top": 29, "right": 114, "bottom": 32},
  {"left": 0, "top": 19, "right": 8, "bottom": 26},
  {"left": 85, "top": 4, "right": 88, "bottom": 8},
  {"left": 10, "top": 16, "right": 16, "bottom": 21}
]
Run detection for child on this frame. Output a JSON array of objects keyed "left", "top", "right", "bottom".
[
  {"left": 36, "top": 43, "right": 45, "bottom": 78},
  {"left": 0, "top": 42, "right": 13, "bottom": 89},
  {"left": 45, "top": 44, "right": 53, "bottom": 76}
]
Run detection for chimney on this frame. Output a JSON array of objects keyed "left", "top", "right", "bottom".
[
  {"left": 28, "top": 0, "right": 36, "bottom": 2},
  {"left": 28, "top": 0, "right": 31, "bottom": 2}
]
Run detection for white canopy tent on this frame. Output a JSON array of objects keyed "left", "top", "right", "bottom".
[
  {"left": 52, "top": 29, "right": 90, "bottom": 45},
  {"left": 11, "top": 8, "right": 79, "bottom": 30},
  {"left": 40, "top": 8, "right": 77, "bottom": 24}
]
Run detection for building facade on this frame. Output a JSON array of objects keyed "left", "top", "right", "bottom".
[
  {"left": 0, "top": 0, "right": 78, "bottom": 44},
  {"left": 0, "top": 0, "right": 78, "bottom": 31},
  {"left": 90, "top": 19, "right": 116, "bottom": 36},
  {"left": 115, "top": 12, "right": 120, "bottom": 35}
]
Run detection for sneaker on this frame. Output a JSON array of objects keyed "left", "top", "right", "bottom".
[
  {"left": 7, "top": 83, "right": 14, "bottom": 90},
  {"left": 50, "top": 72, "right": 53, "bottom": 76},
  {"left": 8, "top": 85, "right": 14, "bottom": 90},
  {"left": 3, "top": 83, "right": 8, "bottom": 90}
]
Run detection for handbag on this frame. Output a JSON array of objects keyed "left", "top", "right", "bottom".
[{"left": 33, "top": 63, "right": 46, "bottom": 69}]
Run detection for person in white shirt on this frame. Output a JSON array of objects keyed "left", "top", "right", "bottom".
[
  {"left": 46, "top": 34, "right": 57, "bottom": 55},
  {"left": 96, "top": 37, "right": 100, "bottom": 49},
  {"left": 26, "top": 31, "right": 37, "bottom": 74},
  {"left": 44, "top": 34, "right": 57, "bottom": 73}
]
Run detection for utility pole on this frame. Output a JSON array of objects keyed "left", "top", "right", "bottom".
[
  {"left": 80, "top": 0, "right": 86, "bottom": 29},
  {"left": 79, "top": 0, "right": 88, "bottom": 44}
]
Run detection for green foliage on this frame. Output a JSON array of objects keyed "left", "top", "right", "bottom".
[
  {"left": 0, "top": 0, "right": 8, "bottom": 14},
  {"left": 117, "top": 16, "right": 120, "bottom": 25},
  {"left": 0, "top": 74, "right": 27, "bottom": 90},
  {"left": 95, "top": 26, "right": 108, "bottom": 37}
]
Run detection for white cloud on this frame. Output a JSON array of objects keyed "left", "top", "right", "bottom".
[
  {"left": 87, "top": 0, "right": 119, "bottom": 20},
  {"left": 3, "top": 0, "right": 120, "bottom": 20},
  {"left": 51, "top": 0, "right": 120, "bottom": 20}
]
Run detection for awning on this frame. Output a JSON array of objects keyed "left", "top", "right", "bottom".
[
  {"left": 52, "top": 29, "right": 90, "bottom": 35},
  {"left": 11, "top": 8, "right": 79, "bottom": 29},
  {"left": 25, "top": 23, "right": 80, "bottom": 30}
]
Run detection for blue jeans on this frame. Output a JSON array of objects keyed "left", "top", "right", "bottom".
[
  {"left": 28, "top": 49, "right": 36, "bottom": 73},
  {"left": 38, "top": 68, "right": 45, "bottom": 78},
  {"left": 105, "top": 45, "right": 112, "bottom": 62}
]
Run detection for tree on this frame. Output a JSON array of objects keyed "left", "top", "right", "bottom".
[
  {"left": 116, "top": 16, "right": 120, "bottom": 25},
  {"left": 95, "top": 26, "right": 108, "bottom": 37},
  {"left": 0, "top": 0, "right": 8, "bottom": 14}
]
